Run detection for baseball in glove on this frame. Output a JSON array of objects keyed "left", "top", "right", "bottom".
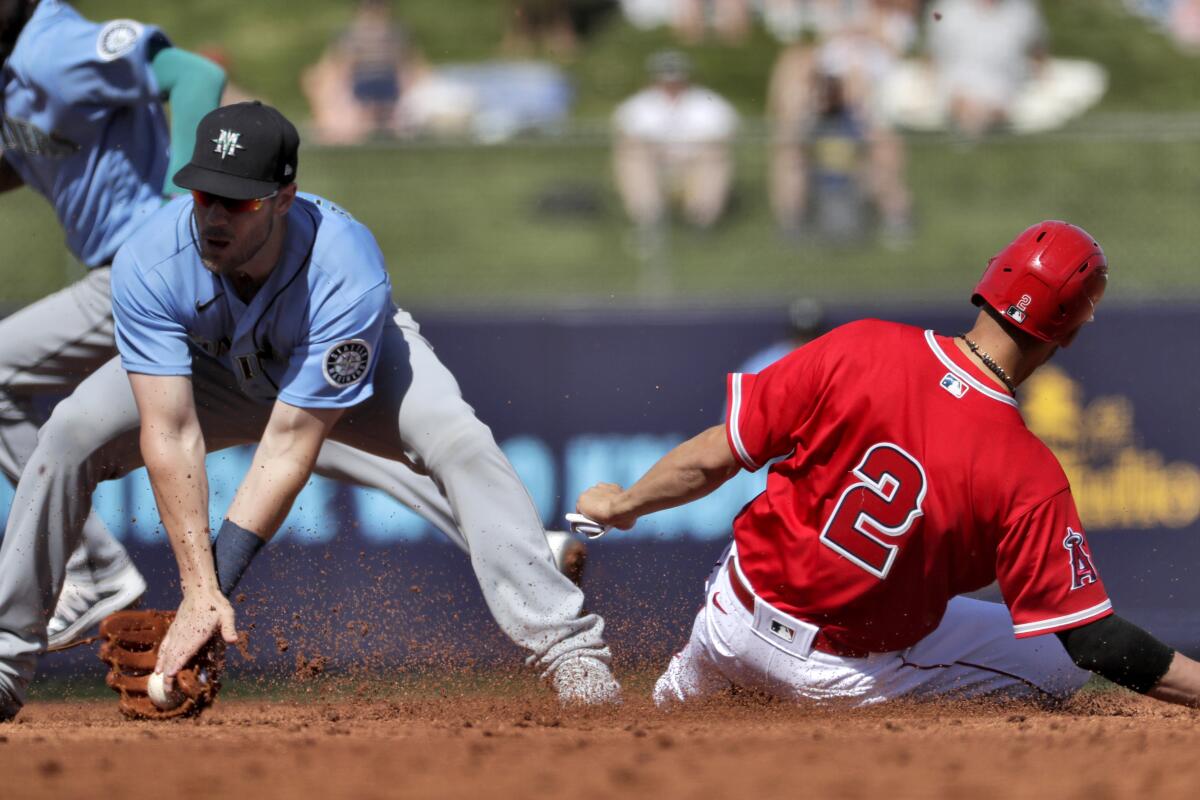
[{"left": 98, "top": 609, "right": 224, "bottom": 720}]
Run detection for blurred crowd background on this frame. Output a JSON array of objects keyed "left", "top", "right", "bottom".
[{"left": 1, "top": 0, "right": 1198, "bottom": 308}]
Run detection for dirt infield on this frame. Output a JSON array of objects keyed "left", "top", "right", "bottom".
[{"left": 4, "top": 681, "right": 1199, "bottom": 800}]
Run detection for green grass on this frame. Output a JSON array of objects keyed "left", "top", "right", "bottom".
[
  {"left": 5, "top": 133, "right": 1197, "bottom": 307},
  {"left": 5, "top": 0, "right": 1192, "bottom": 307}
]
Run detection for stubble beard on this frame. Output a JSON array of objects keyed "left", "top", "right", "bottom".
[{"left": 198, "top": 214, "right": 276, "bottom": 278}]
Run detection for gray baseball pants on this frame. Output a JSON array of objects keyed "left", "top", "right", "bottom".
[
  {"left": 0, "top": 308, "right": 609, "bottom": 705},
  {"left": 0, "top": 268, "right": 130, "bottom": 581}
]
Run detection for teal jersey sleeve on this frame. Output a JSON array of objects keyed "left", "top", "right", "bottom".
[{"left": 150, "top": 47, "right": 226, "bottom": 196}]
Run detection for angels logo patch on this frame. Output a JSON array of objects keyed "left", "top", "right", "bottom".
[
  {"left": 96, "top": 20, "right": 143, "bottom": 61},
  {"left": 1063, "top": 527, "right": 1099, "bottom": 590},
  {"left": 323, "top": 340, "right": 371, "bottom": 387}
]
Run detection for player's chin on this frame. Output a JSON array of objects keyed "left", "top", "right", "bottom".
[{"left": 199, "top": 248, "right": 236, "bottom": 276}]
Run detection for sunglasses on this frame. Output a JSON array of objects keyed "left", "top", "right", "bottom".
[{"left": 191, "top": 189, "right": 278, "bottom": 214}]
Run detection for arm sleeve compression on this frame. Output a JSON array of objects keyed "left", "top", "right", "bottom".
[
  {"left": 150, "top": 47, "right": 226, "bottom": 196},
  {"left": 1056, "top": 613, "right": 1174, "bottom": 694}
]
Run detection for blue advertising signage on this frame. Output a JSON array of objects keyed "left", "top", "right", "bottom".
[{"left": 10, "top": 304, "right": 1200, "bottom": 675}]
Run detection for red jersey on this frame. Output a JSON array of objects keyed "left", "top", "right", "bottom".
[{"left": 725, "top": 320, "right": 1111, "bottom": 654}]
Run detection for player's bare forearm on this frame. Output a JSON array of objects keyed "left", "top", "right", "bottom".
[
  {"left": 128, "top": 373, "right": 217, "bottom": 594},
  {"left": 224, "top": 400, "right": 344, "bottom": 537},
  {"left": 1148, "top": 652, "right": 1200, "bottom": 708},
  {"left": 578, "top": 425, "right": 739, "bottom": 529},
  {"left": 0, "top": 156, "right": 25, "bottom": 193}
]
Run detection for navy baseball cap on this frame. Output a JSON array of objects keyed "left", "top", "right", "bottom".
[{"left": 174, "top": 101, "right": 299, "bottom": 200}]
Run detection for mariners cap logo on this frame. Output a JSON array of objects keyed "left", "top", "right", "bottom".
[
  {"left": 212, "top": 130, "right": 245, "bottom": 160},
  {"left": 323, "top": 340, "right": 372, "bottom": 388}
]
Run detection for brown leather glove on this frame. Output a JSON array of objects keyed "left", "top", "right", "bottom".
[{"left": 98, "top": 609, "right": 224, "bottom": 721}]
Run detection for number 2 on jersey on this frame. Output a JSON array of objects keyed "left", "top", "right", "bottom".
[{"left": 819, "top": 443, "right": 927, "bottom": 579}]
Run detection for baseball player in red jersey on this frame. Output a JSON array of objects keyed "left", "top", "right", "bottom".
[{"left": 577, "top": 221, "right": 1200, "bottom": 708}]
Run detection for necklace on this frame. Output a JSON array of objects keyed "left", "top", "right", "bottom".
[{"left": 959, "top": 335, "right": 1016, "bottom": 394}]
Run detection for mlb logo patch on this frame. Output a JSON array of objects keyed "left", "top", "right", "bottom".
[
  {"left": 940, "top": 373, "right": 969, "bottom": 399},
  {"left": 1005, "top": 305, "right": 1027, "bottom": 324},
  {"left": 770, "top": 620, "right": 796, "bottom": 643}
]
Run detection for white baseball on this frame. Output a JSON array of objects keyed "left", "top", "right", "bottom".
[{"left": 147, "top": 671, "right": 183, "bottom": 710}]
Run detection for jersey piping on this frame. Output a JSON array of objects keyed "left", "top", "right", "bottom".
[
  {"left": 726, "top": 373, "right": 761, "bottom": 471},
  {"left": 1012, "top": 599, "right": 1113, "bottom": 637},
  {"left": 923, "top": 330, "right": 1018, "bottom": 408}
]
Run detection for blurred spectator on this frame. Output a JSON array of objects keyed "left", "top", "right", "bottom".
[
  {"left": 929, "top": 0, "right": 1047, "bottom": 137},
  {"left": 737, "top": 298, "right": 828, "bottom": 374},
  {"left": 618, "top": 0, "right": 750, "bottom": 43},
  {"left": 879, "top": 0, "right": 1107, "bottom": 135},
  {"left": 674, "top": 0, "right": 753, "bottom": 44},
  {"left": 619, "top": 0, "right": 677, "bottom": 29},
  {"left": 612, "top": 51, "right": 739, "bottom": 231},
  {"left": 504, "top": 0, "right": 618, "bottom": 58},
  {"left": 401, "top": 61, "right": 573, "bottom": 142},
  {"left": 1173, "top": 0, "right": 1200, "bottom": 50},
  {"left": 505, "top": 1, "right": 580, "bottom": 58},
  {"left": 767, "top": 1, "right": 915, "bottom": 244},
  {"left": 1126, "top": 0, "right": 1200, "bottom": 51},
  {"left": 761, "top": 0, "right": 910, "bottom": 43},
  {"left": 302, "top": 0, "right": 410, "bottom": 143}
]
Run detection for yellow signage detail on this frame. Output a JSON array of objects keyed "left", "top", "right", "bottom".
[{"left": 1023, "top": 366, "right": 1200, "bottom": 530}]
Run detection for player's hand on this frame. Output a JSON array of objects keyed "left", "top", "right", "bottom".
[
  {"left": 577, "top": 483, "right": 639, "bottom": 531},
  {"left": 156, "top": 589, "right": 238, "bottom": 691}
]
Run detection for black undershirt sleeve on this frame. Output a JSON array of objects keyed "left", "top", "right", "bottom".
[{"left": 1056, "top": 613, "right": 1174, "bottom": 694}]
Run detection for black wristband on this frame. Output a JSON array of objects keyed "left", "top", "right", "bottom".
[
  {"left": 1056, "top": 613, "right": 1174, "bottom": 694},
  {"left": 213, "top": 518, "right": 265, "bottom": 598}
]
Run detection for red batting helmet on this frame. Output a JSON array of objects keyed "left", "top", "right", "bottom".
[{"left": 971, "top": 221, "right": 1108, "bottom": 346}]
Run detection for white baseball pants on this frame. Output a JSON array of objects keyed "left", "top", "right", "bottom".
[{"left": 654, "top": 545, "right": 1090, "bottom": 707}]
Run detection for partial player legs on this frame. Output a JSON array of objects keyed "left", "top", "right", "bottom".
[
  {"left": 312, "top": 440, "right": 467, "bottom": 551},
  {"left": 653, "top": 608, "right": 733, "bottom": 706},
  {"left": 334, "top": 320, "right": 614, "bottom": 684},
  {"left": 0, "top": 357, "right": 143, "bottom": 705},
  {"left": 0, "top": 268, "right": 142, "bottom": 642},
  {"left": 0, "top": 355, "right": 271, "bottom": 708},
  {"left": 656, "top": 548, "right": 1090, "bottom": 708},
  {"left": 881, "top": 596, "right": 1091, "bottom": 703}
]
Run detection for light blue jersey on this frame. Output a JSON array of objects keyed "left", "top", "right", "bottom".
[
  {"left": 1, "top": 1, "right": 170, "bottom": 267},
  {"left": 112, "top": 194, "right": 393, "bottom": 409}
]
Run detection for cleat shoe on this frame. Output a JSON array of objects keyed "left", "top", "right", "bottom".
[
  {"left": 545, "top": 530, "right": 587, "bottom": 588},
  {"left": 552, "top": 657, "right": 623, "bottom": 706},
  {"left": 47, "top": 561, "right": 146, "bottom": 651},
  {"left": 0, "top": 690, "right": 18, "bottom": 722}
]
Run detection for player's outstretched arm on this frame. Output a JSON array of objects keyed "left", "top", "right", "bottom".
[
  {"left": 223, "top": 399, "right": 344, "bottom": 539},
  {"left": 577, "top": 424, "right": 739, "bottom": 530},
  {"left": 129, "top": 373, "right": 236, "bottom": 686},
  {"left": 1055, "top": 613, "right": 1200, "bottom": 707},
  {"left": 1146, "top": 652, "right": 1200, "bottom": 707}
]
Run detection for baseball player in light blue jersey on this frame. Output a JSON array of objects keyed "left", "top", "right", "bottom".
[
  {"left": 0, "top": 102, "right": 618, "bottom": 721},
  {"left": 0, "top": 1, "right": 226, "bottom": 649},
  {"left": 0, "top": 2, "right": 587, "bottom": 658}
]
